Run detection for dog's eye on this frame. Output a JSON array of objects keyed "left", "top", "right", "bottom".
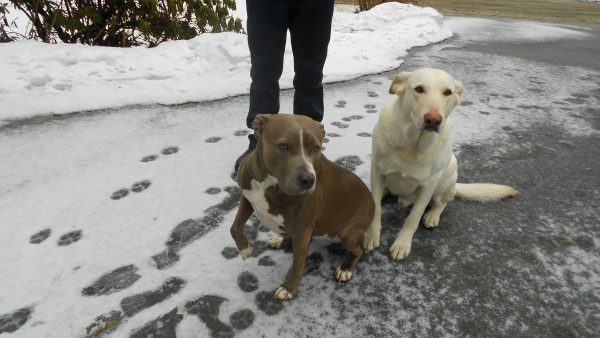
[
  {"left": 414, "top": 86, "right": 425, "bottom": 94},
  {"left": 313, "top": 145, "right": 321, "bottom": 152},
  {"left": 443, "top": 89, "right": 453, "bottom": 96},
  {"left": 279, "top": 144, "right": 289, "bottom": 152}
]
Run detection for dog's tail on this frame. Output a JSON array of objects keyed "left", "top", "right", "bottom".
[{"left": 455, "top": 183, "right": 518, "bottom": 202}]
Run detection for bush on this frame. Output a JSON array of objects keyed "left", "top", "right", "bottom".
[
  {"left": 1, "top": 2, "right": 14, "bottom": 42},
  {"left": 2, "top": 0, "right": 243, "bottom": 46},
  {"left": 358, "top": 0, "right": 419, "bottom": 12}
]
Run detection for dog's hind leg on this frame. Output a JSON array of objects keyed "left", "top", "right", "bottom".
[
  {"left": 423, "top": 200, "right": 446, "bottom": 229},
  {"left": 397, "top": 195, "right": 415, "bottom": 207},
  {"left": 424, "top": 168, "right": 456, "bottom": 229},
  {"left": 337, "top": 232, "right": 364, "bottom": 282},
  {"left": 266, "top": 234, "right": 289, "bottom": 249}
]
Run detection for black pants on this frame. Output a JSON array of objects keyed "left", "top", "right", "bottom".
[{"left": 245, "top": 0, "right": 335, "bottom": 128}]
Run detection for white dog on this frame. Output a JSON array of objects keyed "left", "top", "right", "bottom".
[{"left": 363, "top": 68, "right": 517, "bottom": 260}]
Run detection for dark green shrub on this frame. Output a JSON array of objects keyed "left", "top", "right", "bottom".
[
  {"left": 3, "top": 0, "right": 243, "bottom": 46},
  {"left": 1, "top": 2, "right": 14, "bottom": 42}
]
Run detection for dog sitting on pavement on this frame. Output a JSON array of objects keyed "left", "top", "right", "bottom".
[
  {"left": 363, "top": 68, "right": 518, "bottom": 260},
  {"left": 230, "top": 113, "right": 375, "bottom": 300}
]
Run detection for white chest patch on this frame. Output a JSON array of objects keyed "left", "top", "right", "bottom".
[{"left": 242, "top": 175, "right": 286, "bottom": 234}]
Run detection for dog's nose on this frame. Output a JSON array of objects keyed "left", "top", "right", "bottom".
[
  {"left": 424, "top": 111, "right": 443, "bottom": 127},
  {"left": 297, "top": 173, "right": 315, "bottom": 190}
]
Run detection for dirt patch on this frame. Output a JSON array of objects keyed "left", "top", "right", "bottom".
[{"left": 337, "top": 0, "right": 600, "bottom": 27}]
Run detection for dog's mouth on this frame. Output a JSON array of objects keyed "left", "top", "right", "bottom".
[
  {"left": 280, "top": 177, "right": 316, "bottom": 196},
  {"left": 282, "top": 185, "right": 314, "bottom": 196},
  {"left": 422, "top": 125, "right": 440, "bottom": 133}
]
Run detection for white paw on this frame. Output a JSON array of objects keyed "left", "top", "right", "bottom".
[
  {"left": 274, "top": 287, "right": 294, "bottom": 300},
  {"left": 335, "top": 266, "right": 353, "bottom": 282},
  {"left": 389, "top": 235, "right": 412, "bottom": 261},
  {"left": 363, "top": 223, "right": 381, "bottom": 252},
  {"left": 266, "top": 235, "right": 285, "bottom": 249},
  {"left": 239, "top": 245, "right": 253, "bottom": 260},
  {"left": 423, "top": 210, "right": 440, "bottom": 228}
]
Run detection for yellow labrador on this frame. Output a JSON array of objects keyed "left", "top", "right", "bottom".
[{"left": 363, "top": 68, "right": 517, "bottom": 260}]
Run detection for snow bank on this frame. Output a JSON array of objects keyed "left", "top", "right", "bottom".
[{"left": 0, "top": 3, "right": 450, "bottom": 122}]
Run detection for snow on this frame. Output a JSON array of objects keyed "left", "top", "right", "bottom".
[
  {"left": 0, "top": 2, "right": 451, "bottom": 123},
  {"left": 1, "top": 5, "right": 589, "bottom": 124},
  {"left": 1, "top": 3, "right": 598, "bottom": 338},
  {"left": 444, "top": 17, "right": 590, "bottom": 42}
]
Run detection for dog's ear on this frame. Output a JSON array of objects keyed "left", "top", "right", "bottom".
[
  {"left": 453, "top": 80, "right": 464, "bottom": 106},
  {"left": 319, "top": 123, "right": 325, "bottom": 138},
  {"left": 389, "top": 72, "right": 412, "bottom": 95},
  {"left": 252, "top": 114, "right": 272, "bottom": 138}
]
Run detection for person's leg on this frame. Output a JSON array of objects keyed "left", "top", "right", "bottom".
[
  {"left": 236, "top": 0, "right": 289, "bottom": 173},
  {"left": 288, "top": 0, "right": 334, "bottom": 122},
  {"left": 245, "top": 0, "right": 289, "bottom": 129}
]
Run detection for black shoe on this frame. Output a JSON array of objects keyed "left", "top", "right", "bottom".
[{"left": 234, "top": 134, "right": 257, "bottom": 174}]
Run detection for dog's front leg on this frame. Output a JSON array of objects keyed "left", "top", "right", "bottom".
[
  {"left": 363, "top": 160, "right": 385, "bottom": 251},
  {"left": 390, "top": 182, "right": 438, "bottom": 260},
  {"left": 274, "top": 227, "right": 312, "bottom": 300},
  {"left": 230, "top": 195, "right": 254, "bottom": 259}
]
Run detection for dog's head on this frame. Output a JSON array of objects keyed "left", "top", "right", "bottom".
[
  {"left": 389, "top": 68, "right": 463, "bottom": 133},
  {"left": 252, "top": 114, "right": 325, "bottom": 195}
]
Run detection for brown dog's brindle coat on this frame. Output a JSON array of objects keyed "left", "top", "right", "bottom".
[{"left": 230, "top": 114, "right": 374, "bottom": 300}]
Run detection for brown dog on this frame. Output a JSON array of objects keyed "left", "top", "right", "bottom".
[{"left": 230, "top": 114, "right": 374, "bottom": 300}]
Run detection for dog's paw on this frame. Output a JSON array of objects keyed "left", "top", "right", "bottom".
[
  {"left": 266, "top": 235, "right": 285, "bottom": 249},
  {"left": 239, "top": 245, "right": 254, "bottom": 260},
  {"left": 423, "top": 210, "right": 440, "bottom": 228},
  {"left": 389, "top": 236, "right": 412, "bottom": 261},
  {"left": 335, "top": 266, "right": 353, "bottom": 282},
  {"left": 397, "top": 196, "right": 414, "bottom": 207},
  {"left": 274, "top": 287, "right": 294, "bottom": 301},
  {"left": 363, "top": 224, "right": 381, "bottom": 252}
]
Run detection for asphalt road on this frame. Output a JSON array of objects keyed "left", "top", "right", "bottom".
[{"left": 342, "top": 21, "right": 600, "bottom": 337}]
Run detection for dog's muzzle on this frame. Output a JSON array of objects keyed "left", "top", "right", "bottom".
[
  {"left": 423, "top": 110, "right": 443, "bottom": 132},
  {"left": 297, "top": 172, "right": 315, "bottom": 191}
]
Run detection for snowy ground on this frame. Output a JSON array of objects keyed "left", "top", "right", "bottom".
[{"left": 1, "top": 8, "right": 600, "bottom": 338}]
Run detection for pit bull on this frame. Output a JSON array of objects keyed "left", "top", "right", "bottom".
[{"left": 230, "top": 114, "right": 374, "bottom": 300}]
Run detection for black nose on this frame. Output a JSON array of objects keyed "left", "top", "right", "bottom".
[{"left": 297, "top": 173, "right": 315, "bottom": 190}]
